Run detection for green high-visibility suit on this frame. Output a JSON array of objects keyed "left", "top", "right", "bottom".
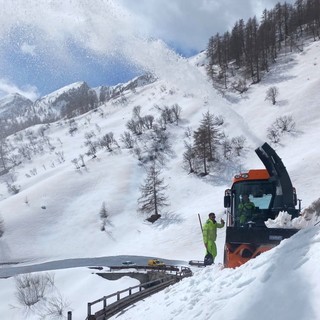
[
  {"left": 202, "top": 219, "right": 225, "bottom": 261},
  {"left": 238, "top": 201, "right": 256, "bottom": 225}
]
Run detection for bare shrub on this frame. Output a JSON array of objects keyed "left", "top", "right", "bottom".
[
  {"left": 267, "top": 115, "right": 296, "bottom": 144},
  {"left": 99, "top": 132, "right": 119, "bottom": 152},
  {"left": 84, "top": 137, "right": 99, "bottom": 158},
  {"left": 132, "top": 105, "right": 142, "bottom": 119},
  {"left": 6, "top": 182, "right": 20, "bottom": 194},
  {"left": 126, "top": 119, "right": 143, "bottom": 135},
  {"left": 171, "top": 104, "right": 182, "bottom": 125},
  {"left": 79, "top": 154, "right": 86, "bottom": 167},
  {"left": 55, "top": 151, "right": 65, "bottom": 163},
  {"left": 182, "top": 141, "right": 196, "bottom": 173},
  {"left": 274, "top": 115, "right": 296, "bottom": 134},
  {"left": 267, "top": 126, "right": 281, "bottom": 144},
  {"left": 120, "top": 131, "right": 135, "bottom": 149},
  {"left": 14, "top": 272, "right": 70, "bottom": 319},
  {"left": 265, "top": 86, "right": 279, "bottom": 105},
  {"left": 160, "top": 106, "right": 174, "bottom": 124},
  {"left": 0, "top": 216, "right": 4, "bottom": 238},
  {"left": 142, "top": 115, "right": 155, "bottom": 129},
  {"left": 38, "top": 293, "right": 70, "bottom": 320},
  {"left": 15, "top": 273, "right": 54, "bottom": 308},
  {"left": 71, "top": 158, "right": 80, "bottom": 169},
  {"left": 231, "top": 136, "right": 246, "bottom": 156},
  {"left": 68, "top": 119, "right": 78, "bottom": 136}
]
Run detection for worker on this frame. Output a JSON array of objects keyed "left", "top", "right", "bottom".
[
  {"left": 202, "top": 212, "right": 225, "bottom": 265},
  {"left": 238, "top": 193, "right": 256, "bottom": 226}
]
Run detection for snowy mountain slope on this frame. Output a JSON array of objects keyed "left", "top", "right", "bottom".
[
  {"left": 0, "top": 77, "right": 230, "bottom": 262},
  {"left": 0, "top": 38, "right": 320, "bottom": 320},
  {"left": 0, "top": 40, "right": 319, "bottom": 265},
  {"left": 0, "top": 93, "right": 33, "bottom": 118},
  {"left": 0, "top": 74, "right": 157, "bottom": 128},
  {"left": 227, "top": 40, "right": 320, "bottom": 206}
]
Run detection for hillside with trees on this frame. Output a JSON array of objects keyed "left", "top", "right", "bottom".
[{"left": 206, "top": 0, "right": 320, "bottom": 90}]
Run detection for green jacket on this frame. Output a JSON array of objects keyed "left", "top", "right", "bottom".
[
  {"left": 203, "top": 219, "right": 224, "bottom": 244},
  {"left": 238, "top": 201, "right": 255, "bottom": 213},
  {"left": 239, "top": 201, "right": 255, "bottom": 224}
]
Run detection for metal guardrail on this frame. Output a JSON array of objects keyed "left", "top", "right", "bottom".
[
  {"left": 83, "top": 266, "right": 192, "bottom": 320},
  {"left": 88, "top": 278, "right": 176, "bottom": 320},
  {"left": 108, "top": 264, "right": 180, "bottom": 272}
]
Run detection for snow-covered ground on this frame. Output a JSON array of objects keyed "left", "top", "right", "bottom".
[{"left": 0, "top": 38, "right": 320, "bottom": 319}]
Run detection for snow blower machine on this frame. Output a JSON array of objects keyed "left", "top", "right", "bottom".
[{"left": 223, "top": 142, "right": 300, "bottom": 268}]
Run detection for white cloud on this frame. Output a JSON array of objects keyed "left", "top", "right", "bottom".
[
  {"left": 21, "top": 42, "right": 36, "bottom": 56},
  {"left": 0, "top": 0, "right": 297, "bottom": 60},
  {"left": 118, "top": 0, "right": 296, "bottom": 53},
  {"left": 0, "top": 78, "right": 39, "bottom": 101}
]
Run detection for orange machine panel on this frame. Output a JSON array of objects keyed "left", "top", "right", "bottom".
[{"left": 232, "top": 169, "right": 270, "bottom": 183}]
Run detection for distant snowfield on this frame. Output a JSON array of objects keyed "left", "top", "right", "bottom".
[{"left": 0, "top": 37, "right": 320, "bottom": 319}]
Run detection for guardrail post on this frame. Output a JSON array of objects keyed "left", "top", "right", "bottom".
[
  {"left": 103, "top": 296, "right": 107, "bottom": 309},
  {"left": 87, "top": 302, "right": 91, "bottom": 318},
  {"left": 67, "top": 311, "right": 72, "bottom": 320}
]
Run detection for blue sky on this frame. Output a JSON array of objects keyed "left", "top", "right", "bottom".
[
  {"left": 0, "top": 35, "right": 140, "bottom": 97},
  {"left": 0, "top": 0, "right": 295, "bottom": 100}
]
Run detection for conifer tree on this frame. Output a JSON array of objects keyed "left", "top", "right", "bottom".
[
  {"left": 138, "top": 165, "right": 169, "bottom": 221},
  {"left": 193, "top": 111, "right": 223, "bottom": 175},
  {"left": 99, "top": 202, "right": 109, "bottom": 231}
]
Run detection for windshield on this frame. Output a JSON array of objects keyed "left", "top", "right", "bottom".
[{"left": 233, "top": 181, "right": 276, "bottom": 226}]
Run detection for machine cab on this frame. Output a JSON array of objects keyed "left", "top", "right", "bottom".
[
  {"left": 225, "top": 170, "right": 275, "bottom": 227},
  {"left": 223, "top": 143, "right": 300, "bottom": 268},
  {"left": 224, "top": 169, "right": 297, "bottom": 228}
]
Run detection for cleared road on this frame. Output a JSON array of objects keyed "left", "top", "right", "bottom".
[{"left": 0, "top": 255, "right": 187, "bottom": 278}]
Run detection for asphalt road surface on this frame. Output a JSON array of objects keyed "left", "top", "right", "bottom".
[{"left": 0, "top": 255, "right": 187, "bottom": 278}]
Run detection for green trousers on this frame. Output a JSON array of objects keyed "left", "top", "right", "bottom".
[{"left": 206, "top": 241, "right": 217, "bottom": 259}]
